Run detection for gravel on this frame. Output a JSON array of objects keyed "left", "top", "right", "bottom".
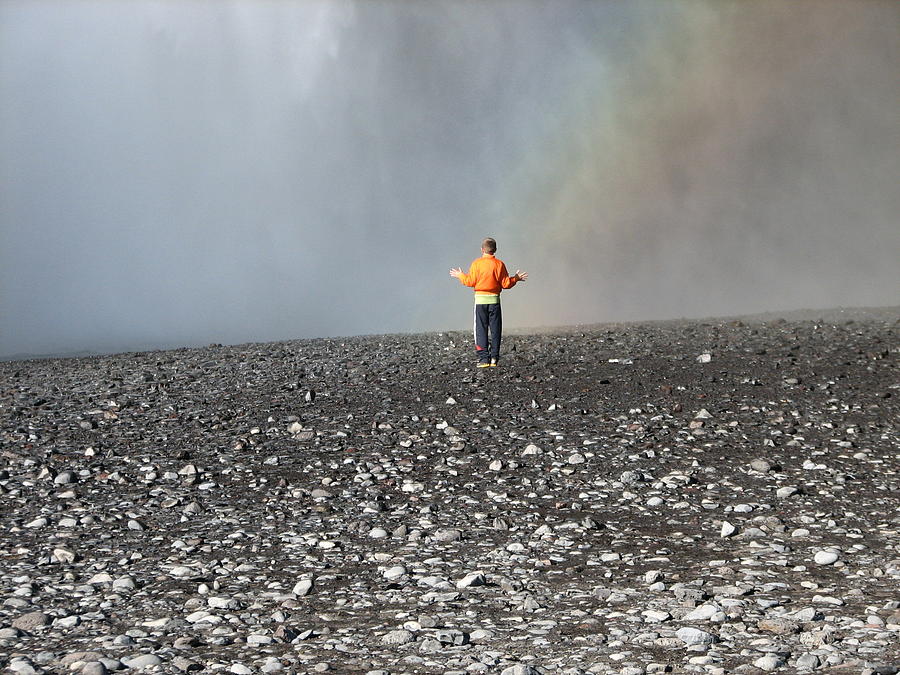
[{"left": 1, "top": 308, "right": 898, "bottom": 673}]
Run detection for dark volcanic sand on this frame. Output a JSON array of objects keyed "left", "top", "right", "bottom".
[{"left": 1, "top": 309, "right": 898, "bottom": 674}]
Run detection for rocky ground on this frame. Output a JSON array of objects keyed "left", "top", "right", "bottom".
[{"left": 1, "top": 309, "right": 898, "bottom": 675}]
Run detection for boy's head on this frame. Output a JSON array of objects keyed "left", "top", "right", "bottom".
[{"left": 481, "top": 237, "right": 497, "bottom": 254}]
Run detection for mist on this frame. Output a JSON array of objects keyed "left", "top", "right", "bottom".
[{"left": 1, "top": 0, "right": 897, "bottom": 359}]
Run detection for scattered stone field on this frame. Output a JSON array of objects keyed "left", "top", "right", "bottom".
[{"left": 1, "top": 309, "right": 898, "bottom": 674}]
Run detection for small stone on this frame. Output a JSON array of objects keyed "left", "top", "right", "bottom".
[
  {"left": 383, "top": 565, "right": 406, "bottom": 580},
  {"left": 432, "top": 528, "right": 462, "bottom": 542},
  {"left": 123, "top": 654, "right": 164, "bottom": 669},
  {"left": 456, "top": 572, "right": 486, "bottom": 589},
  {"left": 247, "top": 634, "right": 273, "bottom": 646},
  {"left": 368, "top": 528, "right": 388, "bottom": 539},
  {"left": 12, "top": 611, "right": 51, "bottom": 631},
  {"left": 168, "top": 566, "right": 195, "bottom": 578},
  {"left": 753, "top": 655, "right": 784, "bottom": 671},
  {"left": 795, "top": 653, "right": 820, "bottom": 670},
  {"left": 52, "top": 548, "right": 77, "bottom": 563},
  {"left": 750, "top": 459, "right": 772, "bottom": 473},
  {"left": 757, "top": 617, "right": 799, "bottom": 635},
  {"left": 501, "top": 666, "right": 540, "bottom": 675},
  {"left": 720, "top": 521, "right": 737, "bottom": 537},
  {"left": 382, "top": 629, "right": 415, "bottom": 645},
  {"left": 814, "top": 549, "right": 840, "bottom": 565},
  {"left": 642, "top": 609, "right": 671, "bottom": 622},
  {"left": 8, "top": 662, "right": 38, "bottom": 675},
  {"left": 683, "top": 604, "right": 721, "bottom": 622},
  {"left": 293, "top": 578, "right": 314, "bottom": 596},
  {"left": 676, "top": 627, "right": 717, "bottom": 645}
]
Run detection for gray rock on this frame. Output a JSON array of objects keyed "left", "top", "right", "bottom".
[
  {"left": 456, "top": 572, "right": 486, "bottom": 589},
  {"left": 11, "top": 611, "right": 51, "bottom": 631},
  {"left": 795, "top": 653, "right": 820, "bottom": 670},
  {"left": 750, "top": 459, "right": 773, "bottom": 473},
  {"left": 676, "top": 627, "right": 717, "bottom": 645},
  {"left": 122, "top": 654, "right": 164, "bottom": 669},
  {"left": 753, "top": 655, "right": 784, "bottom": 671},
  {"left": 501, "top": 666, "right": 541, "bottom": 675},
  {"left": 381, "top": 629, "right": 415, "bottom": 645}
]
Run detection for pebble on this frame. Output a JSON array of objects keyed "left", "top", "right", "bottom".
[
  {"left": 122, "top": 654, "right": 164, "bottom": 668},
  {"left": 382, "top": 629, "right": 415, "bottom": 645},
  {"left": 676, "top": 627, "right": 717, "bottom": 645},
  {"left": 11, "top": 611, "right": 51, "bottom": 631},
  {"left": 814, "top": 549, "right": 840, "bottom": 565},
  {"left": 293, "top": 578, "right": 314, "bottom": 596}
]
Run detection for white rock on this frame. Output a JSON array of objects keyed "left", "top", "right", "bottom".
[
  {"left": 456, "top": 572, "right": 486, "bottom": 589},
  {"left": 676, "top": 627, "right": 716, "bottom": 645},
  {"left": 683, "top": 604, "right": 721, "bottom": 621},
  {"left": 168, "top": 566, "right": 195, "bottom": 578},
  {"left": 293, "top": 579, "right": 314, "bottom": 596},
  {"left": 52, "top": 548, "right": 76, "bottom": 563},
  {"left": 87, "top": 573, "right": 114, "bottom": 585},
  {"left": 501, "top": 666, "right": 540, "bottom": 675},
  {"left": 720, "top": 521, "right": 737, "bottom": 537},
  {"left": 642, "top": 610, "right": 671, "bottom": 622},
  {"left": 753, "top": 655, "right": 783, "bottom": 671},
  {"left": 122, "top": 655, "right": 163, "bottom": 668},
  {"left": 383, "top": 566, "right": 406, "bottom": 580},
  {"left": 381, "top": 629, "right": 415, "bottom": 645},
  {"left": 814, "top": 549, "right": 840, "bottom": 565}
]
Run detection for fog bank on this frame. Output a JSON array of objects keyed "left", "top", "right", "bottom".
[{"left": 1, "top": 0, "right": 897, "bottom": 359}]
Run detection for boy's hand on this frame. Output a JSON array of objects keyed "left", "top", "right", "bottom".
[
  {"left": 515, "top": 270, "right": 528, "bottom": 281},
  {"left": 449, "top": 268, "right": 463, "bottom": 279}
]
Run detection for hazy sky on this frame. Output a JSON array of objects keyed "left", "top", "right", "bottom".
[{"left": 1, "top": 0, "right": 898, "bottom": 359}]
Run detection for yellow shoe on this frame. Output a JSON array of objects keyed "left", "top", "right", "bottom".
[
  {"left": 489, "top": 359, "right": 498, "bottom": 367},
  {"left": 477, "top": 362, "right": 491, "bottom": 368}
]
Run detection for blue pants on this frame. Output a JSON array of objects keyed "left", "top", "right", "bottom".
[{"left": 474, "top": 303, "right": 502, "bottom": 363}]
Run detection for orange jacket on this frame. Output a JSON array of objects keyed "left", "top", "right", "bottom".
[{"left": 457, "top": 254, "right": 519, "bottom": 295}]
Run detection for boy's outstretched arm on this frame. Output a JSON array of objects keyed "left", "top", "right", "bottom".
[
  {"left": 500, "top": 266, "right": 528, "bottom": 289},
  {"left": 450, "top": 266, "right": 475, "bottom": 286}
]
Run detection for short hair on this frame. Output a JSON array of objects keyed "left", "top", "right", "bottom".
[{"left": 482, "top": 238, "right": 497, "bottom": 254}]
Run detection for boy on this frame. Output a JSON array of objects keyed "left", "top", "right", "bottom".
[{"left": 450, "top": 238, "right": 527, "bottom": 368}]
